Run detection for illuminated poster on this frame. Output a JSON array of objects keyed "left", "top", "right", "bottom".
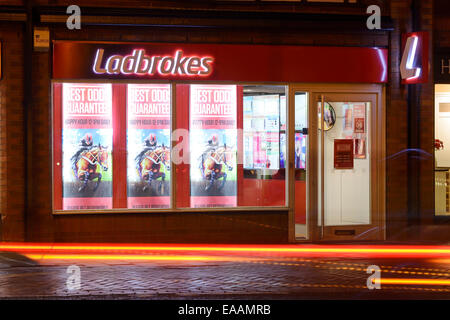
[
  {"left": 190, "top": 84, "right": 237, "bottom": 208},
  {"left": 334, "top": 139, "right": 354, "bottom": 169},
  {"left": 352, "top": 103, "right": 366, "bottom": 159},
  {"left": 127, "top": 84, "right": 171, "bottom": 209},
  {"left": 62, "top": 83, "right": 113, "bottom": 210}
]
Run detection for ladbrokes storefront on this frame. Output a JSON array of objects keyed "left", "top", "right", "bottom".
[{"left": 50, "top": 41, "right": 387, "bottom": 242}]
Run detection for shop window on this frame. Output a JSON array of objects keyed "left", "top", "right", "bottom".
[
  {"left": 127, "top": 84, "right": 171, "bottom": 209},
  {"left": 53, "top": 82, "right": 172, "bottom": 212},
  {"left": 60, "top": 83, "right": 114, "bottom": 210},
  {"left": 241, "top": 86, "right": 287, "bottom": 207},
  {"left": 435, "top": 84, "right": 450, "bottom": 217},
  {"left": 189, "top": 84, "right": 238, "bottom": 208},
  {"left": 53, "top": 82, "right": 288, "bottom": 212},
  {"left": 175, "top": 84, "right": 288, "bottom": 209}
]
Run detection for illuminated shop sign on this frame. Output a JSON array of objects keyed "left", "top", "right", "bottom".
[
  {"left": 53, "top": 42, "right": 388, "bottom": 83},
  {"left": 434, "top": 50, "right": 450, "bottom": 83},
  {"left": 93, "top": 49, "right": 213, "bottom": 77},
  {"left": 401, "top": 32, "right": 429, "bottom": 84}
]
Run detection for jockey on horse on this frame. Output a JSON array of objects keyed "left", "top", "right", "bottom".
[
  {"left": 199, "top": 134, "right": 219, "bottom": 174},
  {"left": 71, "top": 133, "right": 94, "bottom": 174},
  {"left": 199, "top": 134, "right": 232, "bottom": 191},
  {"left": 135, "top": 134, "right": 158, "bottom": 171}
]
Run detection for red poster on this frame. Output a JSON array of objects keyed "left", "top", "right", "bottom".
[
  {"left": 352, "top": 103, "right": 366, "bottom": 159},
  {"left": 190, "top": 85, "right": 237, "bottom": 208},
  {"left": 127, "top": 84, "right": 171, "bottom": 209},
  {"left": 334, "top": 139, "right": 354, "bottom": 170},
  {"left": 353, "top": 103, "right": 366, "bottom": 134},
  {"left": 62, "top": 83, "right": 113, "bottom": 210}
]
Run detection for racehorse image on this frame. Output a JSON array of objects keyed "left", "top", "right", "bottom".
[
  {"left": 72, "top": 144, "right": 109, "bottom": 192},
  {"left": 137, "top": 145, "right": 171, "bottom": 194},
  {"left": 199, "top": 145, "right": 234, "bottom": 191}
]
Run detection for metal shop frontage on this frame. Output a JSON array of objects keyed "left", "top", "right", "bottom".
[{"left": 51, "top": 41, "right": 387, "bottom": 242}]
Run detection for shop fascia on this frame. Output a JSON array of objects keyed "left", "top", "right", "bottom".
[{"left": 93, "top": 48, "right": 214, "bottom": 76}]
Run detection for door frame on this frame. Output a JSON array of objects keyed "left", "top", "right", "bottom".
[{"left": 288, "top": 83, "right": 386, "bottom": 242}]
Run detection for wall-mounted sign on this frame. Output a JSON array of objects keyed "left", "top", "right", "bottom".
[
  {"left": 93, "top": 49, "right": 213, "bottom": 77},
  {"left": 435, "top": 49, "right": 450, "bottom": 83},
  {"left": 34, "top": 27, "right": 50, "bottom": 52},
  {"left": 334, "top": 139, "right": 354, "bottom": 170},
  {"left": 53, "top": 41, "right": 388, "bottom": 83},
  {"left": 401, "top": 31, "right": 429, "bottom": 84}
]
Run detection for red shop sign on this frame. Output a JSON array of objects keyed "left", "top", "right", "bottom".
[
  {"left": 53, "top": 41, "right": 388, "bottom": 83},
  {"left": 334, "top": 139, "right": 354, "bottom": 170}
]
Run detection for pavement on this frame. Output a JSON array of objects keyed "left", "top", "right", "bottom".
[{"left": 0, "top": 244, "right": 449, "bottom": 300}]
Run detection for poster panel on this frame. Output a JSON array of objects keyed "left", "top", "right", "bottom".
[
  {"left": 127, "top": 84, "right": 171, "bottom": 209},
  {"left": 352, "top": 103, "right": 367, "bottom": 159},
  {"left": 334, "top": 139, "right": 354, "bottom": 169},
  {"left": 62, "top": 83, "right": 113, "bottom": 210},
  {"left": 190, "top": 84, "right": 237, "bottom": 208}
]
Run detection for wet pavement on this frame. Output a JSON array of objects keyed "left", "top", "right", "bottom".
[{"left": 0, "top": 244, "right": 449, "bottom": 299}]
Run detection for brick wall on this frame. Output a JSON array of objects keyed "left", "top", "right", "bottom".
[
  {"left": 0, "top": 22, "right": 25, "bottom": 241},
  {"left": 386, "top": 0, "right": 436, "bottom": 241},
  {"left": 418, "top": 0, "right": 435, "bottom": 230}
]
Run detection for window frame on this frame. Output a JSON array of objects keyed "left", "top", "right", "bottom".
[{"left": 51, "top": 79, "right": 291, "bottom": 215}]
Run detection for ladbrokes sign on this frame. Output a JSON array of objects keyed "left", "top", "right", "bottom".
[
  {"left": 53, "top": 41, "right": 389, "bottom": 83},
  {"left": 93, "top": 49, "right": 213, "bottom": 76}
]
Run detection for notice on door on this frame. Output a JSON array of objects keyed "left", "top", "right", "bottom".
[{"left": 334, "top": 139, "right": 354, "bottom": 169}]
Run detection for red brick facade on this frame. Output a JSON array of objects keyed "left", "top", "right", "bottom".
[
  {"left": 0, "top": 22, "right": 25, "bottom": 241},
  {"left": 0, "top": 0, "right": 445, "bottom": 242}
]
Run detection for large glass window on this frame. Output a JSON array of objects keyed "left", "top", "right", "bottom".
[
  {"left": 54, "top": 82, "right": 289, "bottom": 212},
  {"left": 189, "top": 84, "right": 238, "bottom": 208},
  {"left": 241, "top": 85, "right": 287, "bottom": 207}
]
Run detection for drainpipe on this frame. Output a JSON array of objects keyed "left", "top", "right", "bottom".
[
  {"left": 23, "top": 2, "right": 33, "bottom": 241},
  {"left": 407, "top": 0, "right": 421, "bottom": 239}
]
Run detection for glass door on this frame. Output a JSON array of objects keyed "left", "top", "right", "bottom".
[
  {"left": 312, "top": 92, "right": 383, "bottom": 241},
  {"left": 286, "top": 87, "right": 310, "bottom": 240}
]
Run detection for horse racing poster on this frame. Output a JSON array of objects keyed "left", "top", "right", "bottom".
[
  {"left": 127, "top": 84, "right": 171, "bottom": 209},
  {"left": 62, "top": 83, "right": 113, "bottom": 210},
  {"left": 190, "top": 84, "right": 237, "bottom": 208}
]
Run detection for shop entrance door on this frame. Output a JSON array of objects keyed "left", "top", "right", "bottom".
[
  {"left": 311, "top": 92, "right": 384, "bottom": 241},
  {"left": 288, "top": 86, "right": 384, "bottom": 242}
]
